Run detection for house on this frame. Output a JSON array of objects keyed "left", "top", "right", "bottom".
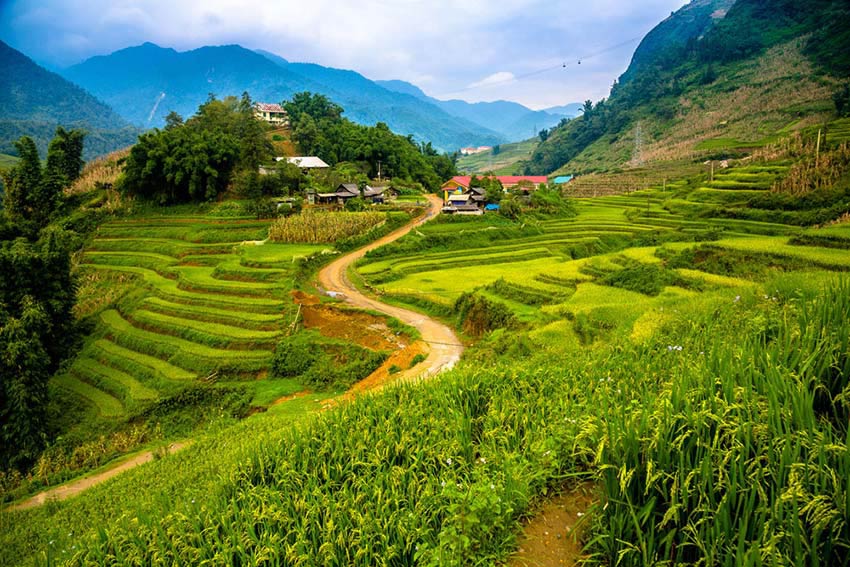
[
  {"left": 459, "top": 146, "right": 493, "bottom": 156},
  {"left": 441, "top": 186, "right": 488, "bottom": 215},
  {"left": 440, "top": 175, "right": 549, "bottom": 194},
  {"left": 313, "top": 183, "right": 384, "bottom": 205},
  {"left": 254, "top": 102, "right": 289, "bottom": 125},
  {"left": 275, "top": 156, "right": 330, "bottom": 170},
  {"left": 260, "top": 156, "right": 330, "bottom": 176}
]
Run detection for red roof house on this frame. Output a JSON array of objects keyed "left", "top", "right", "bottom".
[{"left": 441, "top": 175, "right": 548, "bottom": 192}]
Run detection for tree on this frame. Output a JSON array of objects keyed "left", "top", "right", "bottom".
[
  {"left": 835, "top": 83, "right": 850, "bottom": 117},
  {"left": 538, "top": 129, "right": 549, "bottom": 143},
  {"left": 283, "top": 92, "right": 343, "bottom": 124},
  {"left": 165, "top": 111, "right": 184, "bottom": 130},
  {"left": 45, "top": 127, "right": 85, "bottom": 185},
  {"left": 492, "top": 145, "right": 502, "bottom": 155},
  {"left": 0, "top": 229, "right": 77, "bottom": 470},
  {"left": 499, "top": 194, "right": 522, "bottom": 220},
  {"left": 293, "top": 114, "right": 320, "bottom": 156}
]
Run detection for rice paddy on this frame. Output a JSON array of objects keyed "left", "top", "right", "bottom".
[
  {"left": 46, "top": 213, "right": 333, "bottom": 457},
  {"left": 3, "top": 117, "right": 850, "bottom": 566}
]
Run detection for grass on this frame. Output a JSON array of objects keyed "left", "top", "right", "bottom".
[
  {"left": 53, "top": 374, "right": 125, "bottom": 418},
  {"left": 6, "top": 279, "right": 848, "bottom": 566},
  {"left": 456, "top": 138, "right": 539, "bottom": 174},
  {"left": 0, "top": 153, "right": 20, "bottom": 169}
]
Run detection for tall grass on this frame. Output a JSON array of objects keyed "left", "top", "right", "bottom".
[
  {"left": 29, "top": 280, "right": 846, "bottom": 567},
  {"left": 269, "top": 210, "right": 385, "bottom": 243}
]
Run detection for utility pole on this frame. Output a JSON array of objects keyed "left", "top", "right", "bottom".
[{"left": 377, "top": 160, "right": 382, "bottom": 182}]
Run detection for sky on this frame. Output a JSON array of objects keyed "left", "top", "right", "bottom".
[{"left": 0, "top": 0, "right": 689, "bottom": 109}]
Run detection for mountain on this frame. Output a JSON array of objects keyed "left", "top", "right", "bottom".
[
  {"left": 525, "top": 0, "right": 850, "bottom": 175},
  {"left": 543, "top": 103, "right": 583, "bottom": 117},
  {"left": 376, "top": 79, "right": 577, "bottom": 142},
  {"left": 618, "top": 0, "right": 737, "bottom": 85},
  {"left": 257, "top": 54, "right": 504, "bottom": 150},
  {"left": 0, "top": 40, "right": 138, "bottom": 159},
  {"left": 64, "top": 43, "right": 502, "bottom": 152}
]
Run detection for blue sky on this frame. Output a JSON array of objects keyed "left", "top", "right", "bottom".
[{"left": 1, "top": 0, "right": 688, "bottom": 109}]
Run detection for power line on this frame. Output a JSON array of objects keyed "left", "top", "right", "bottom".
[{"left": 434, "top": 35, "right": 643, "bottom": 98}]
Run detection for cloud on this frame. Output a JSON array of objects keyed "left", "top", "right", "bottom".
[
  {"left": 0, "top": 0, "right": 690, "bottom": 108},
  {"left": 467, "top": 71, "right": 516, "bottom": 90}
]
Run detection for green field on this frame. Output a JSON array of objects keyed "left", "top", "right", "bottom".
[
  {"left": 0, "top": 153, "right": 19, "bottom": 169},
  {"left": 456, "top": 138, "right": 538, "bottom": 174},
  {"left": 4, "top": 117, "right": 850, "bottom": 566}
]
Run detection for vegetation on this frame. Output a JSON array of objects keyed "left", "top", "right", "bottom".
[
  {"left": 526, "top": 0, "right": 850, "bottom": 175},
  {"left": 120, "top": 94, "right": 270, "bottom": 204},
  {"left": 286, "top": 92, "right": 456, "bottom": 189},
  {"left": 268, "top": 210, "right": 385, "bottom": 243},
  {"left": 0, "top": 40, "right": 137, "bottom": 160}
]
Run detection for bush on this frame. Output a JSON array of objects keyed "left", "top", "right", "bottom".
[
  {"left": 272, "top": 339, "right": 318, "bottom": 378},
  {"left": 454, "top": 293, "right": 517, "bottom": 337}
]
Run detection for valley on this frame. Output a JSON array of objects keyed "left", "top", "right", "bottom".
[{"left": 2, "top": 0, "right": 850, "bottom": 565}]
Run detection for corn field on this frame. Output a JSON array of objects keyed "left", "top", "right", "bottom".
[
  {"left": 269, "top": 210, "right": 385, "bottom": 243},
  {"left": 66, "top": 147, "right": 130, "bottom": 196}
]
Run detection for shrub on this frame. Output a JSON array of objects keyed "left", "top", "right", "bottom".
[
  {"left": 271, "top": 339, "right": 318, "bottom": 378},
  {"left": 454, "top": 293, "right": 517, "bottom": 337}
]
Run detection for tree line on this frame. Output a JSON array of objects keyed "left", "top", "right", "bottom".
[{"left": 0, "top": 128, "right": 82, "bottom": 470}]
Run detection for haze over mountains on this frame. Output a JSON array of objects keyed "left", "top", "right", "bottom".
[
  {"left": 0, "top": 40, "right": 138, "bottom": 159},
  {"left": 1, "top": 39, "right": 580, "bottom": 159},
  {"left": 58, "top": 42, "right": 578, "bottom": 151}
]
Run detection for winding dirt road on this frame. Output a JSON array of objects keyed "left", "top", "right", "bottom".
[
  {"left": 7, "top": 196, "right": 461, "bottom": 512},
  {"left": 318, "top": 195, "right": 463, "bottom": 383}
]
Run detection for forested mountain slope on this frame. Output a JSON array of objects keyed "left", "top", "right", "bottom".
[
  {"left": 526, "top": 0, "right": 850, "bottom": 175},
  {"left": 0, "top": 41, "right": 138, "bottom": 159}
]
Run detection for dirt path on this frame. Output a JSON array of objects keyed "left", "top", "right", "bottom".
[
  {"left": 317, "top": 194, "right": 463, "bottom": 384},
  {"left": 7, "top": 196, "right": 460, "bottom": 512},
  {"left": 8, "top": 441, "right": 190, "bottom": 512},
  {"left": 509, "top": 483, "right": 595, "bottom": 567}
]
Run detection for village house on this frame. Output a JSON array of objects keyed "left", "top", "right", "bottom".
[
  {"left": 259, "top": 156, "right": 330, "bottom": 176},
  {"left": 459, "top": 146, "right": 493, "bottom": 156},
  {"left": 254, "top": 102, "right": 289, "bottom": 126},
  {"left": 441, "top": 186, "right": 487, "bottom": 215},
  {"left": 441, "top": 175, "right": 549, "bottom": 194},
  {"left": 309, "top": 183, "right": 385, "bottom": 206}
]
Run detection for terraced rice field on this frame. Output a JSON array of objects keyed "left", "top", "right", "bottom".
[
  {"left": 357, "top": 155, "right": 848, "bottom": 343},
  {"left": 62, "top": 216, "right": 328, "bottom": 419}
]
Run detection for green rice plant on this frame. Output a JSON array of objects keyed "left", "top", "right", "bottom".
[
  {"left": 81, "top": 251, "right": 179, "bottom": 272},
  {"left": 71, "top": 358, "right": 158, "bottom": 403},
  {"left": 238, "top": 243, "right": 330, "bottom": 268},
  {"left": 268, "top": 210, "right": 385, "bottom": 243},
  {"left": 211, "top": 260, "right": 287, "bottom": 283},
  {"left": 99, "top": 310, "right": 271, "bottom": 374},
  {"left": 140, "top": 297, "right": 282, "bottom": 331},
  {"left": 173, "top": 266, "right": 281, "bottom": 298},
  {"left": 90, "top": 339, "right": 196, "bottom": 383},
  {"left": 86, "top": 264, "right": 285, "bottom": 313},
  {"left": 53, "top": 374, "right": 124, "bottom": 418},
  {"left": 89, "top": 238, "right": 234, "bottom": 257},
  {"left": 125, "top": 309, "right": 280, "bottom": 350}
]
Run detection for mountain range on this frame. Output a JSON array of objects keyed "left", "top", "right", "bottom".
[
  {"left": 58, "top": 43, "right": 579, "bottom": 152},
  {"left": 0, "top": 40, "right": 138, "bottom": 159}
]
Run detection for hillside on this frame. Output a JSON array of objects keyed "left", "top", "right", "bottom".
[
  {"left": 456, "top": 138, "right": 539, "bottom": 175},
  {"left": 63, "top": 43, "right": 502, "bottom": 152},
  {"left": 526, "top": 0, "right": 850, "bottom": 175},
  {"left": 376, "top": 78, "right": 579, "bottom": 141},
  {"left": 0, "top": 40, "right": 138, "bottom": 159}
]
